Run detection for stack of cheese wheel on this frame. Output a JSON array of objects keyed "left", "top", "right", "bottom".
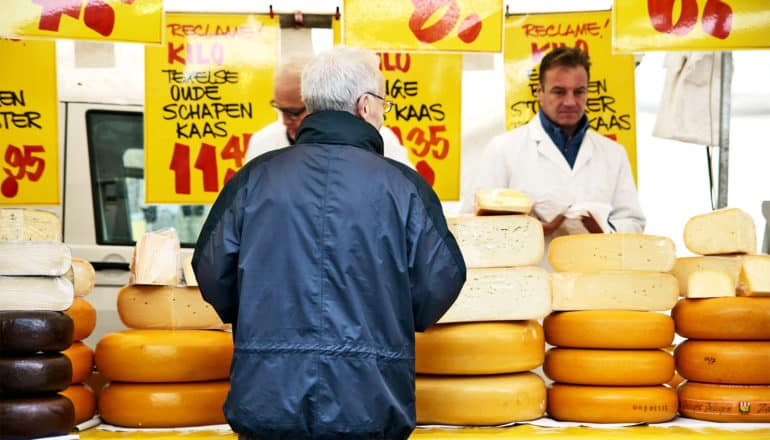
[
  {"left": 95, "top": 230, "right": 232, "bottom": 428},
  {"left": 414, "top": 189, "right": 549, "bottom": 425},
  {"left": 544, "top": 233, "right": 680, "bottom": 423},
  {"left": 0, "top": 208, "right": 76, "bottom": 437},
  {"left": 61, "top": 258, "right": 98, "bottom": 425},
  {"left": 672, "top": 208, "right": 770, "bottom": 422}
]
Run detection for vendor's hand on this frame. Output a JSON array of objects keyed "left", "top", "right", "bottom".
[
  {"left": 581, "top": 214, "right": 604, "bottom": 234},
  {"left": 540, "top": 214, "right": 566, "bottom": 236}
]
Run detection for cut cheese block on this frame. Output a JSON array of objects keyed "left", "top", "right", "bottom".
[
  {"left": 415, "top": 321, "right": 544, "bottom": 375},
  {"left": 684, "top": 207, "right": 756, "bottom": 255},
  {"left": 547, "top": 384, "right": 677, "bottom": 423},
  {"left": 71, "top": 257, "right": 95, "bottom": 297},
  {"left": 0, "top": 395, "right": 74, "bottom": 438},
  {"left": 117, "top": 285, "right": 225, "bottom": 329},
  {"left": 437, "top": 267, "right": 550, "bottom": 323},
  {"left": 129, "top": 229, "right": 180, "bottom": 285},
  {"left": 544, "top": 311, "right": 674, "bottom": 349},
  {"left": 0, "top": 208, "right": 61, "bottom": 241},
  {"left": 0, "top": 354, "right": 72, "bottom": 394},
  {"left": 474, "top": 188, "right": 531, "bottom": 215},
  {"left": 544, "top": 348, "right": 674, "bottom": 386},
  {"left": 548, "top": 234, "right": 676, "bottom": 272},
  {"left": 64, "top": 297, "right": 97, "bottom": 341},
  {"left": 62, "top": 341, "right": 95, "bottom": 384},
  {"left": 95, "top": 329, "right": 233, "bottom": 382},
  {"left": 679, "top": 381, "right": 770, "bottom": 422},
  {"left": 686, "top": 270, "right": 736, "bottom": 298},
  {"left": 739, "top": 254, "right": 770, "bottom": 296},
  {"left": 0, "top": 311, "right": 73, "bottom": 353},
  {"left": 672, "top": 297, "right": 770, "bottom": 340},
  {"left": 0, "top": 241, "right": 71, "bottom": 276},
  {"left": 671, "top": 256, "right": 743, "bottom": 296},
  {"left": 60, "top": 384, "right": 97, "bottom": 425},
  {"left": 0, "top": 276, "right": 74, "bottom": 311},
  {"left": 98, "top": 381, "right": 229, "bottom": 428},
  {"left": 675, "top": 340, "right": 770, "bottom": 385},
  {"left": 416, "top": 372, "right": 545, "bottom": 425},
  {"left": 446, "top": 216, "right": 543, "bottom": 268},
  {"left": 182, "top": 255, "right": 198, "bottom": 287},
  {"left": 551, "top": 271, "right": 678, "bottom": 311}
]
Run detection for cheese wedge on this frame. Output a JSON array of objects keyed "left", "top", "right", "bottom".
[
  {"left": 551, "top": 271, "right": 678, "bottom": 311},
  {"left": 547, "top": 384, "right": 677, "bottom": 423},
  {"left": 70, "top": 258, "right": 95, "bottom": 297},
  {"left": 548, "top": 234, "right": 676, "bottom": 272},
  {"left": 0, "top": 241, "right": 71, "bottom": 276},
  {"left": 671, "top": 256, "right": 743, "bottom": 296},
  {"left": 673, "top": 297, "right": 770, "bottom": 340},
  {"left": 686, "top": 270, "right": 736, "bottom": 298},
  {"left": 437, "top": 267, "right": 550, "bottom": 323},
  {"left": 474, "top": 188, "right": 531, "bottom": 215},
  {"left": 544, "top": 348, "right": 674, "bottom": 386},
  {"left": 684, "top": 208, "right": 756, "bottom": 255},
  {"left": 0, "top": 208, "right": 61, "bottom": 241},
  {"left": 129, "top": 230, "right": 180, "bottom": 285},
  {"left": 117, "top": 285, "right": 224, "bottom": 330},
  {"left": 0, "top": 276, "right": 74, "bottom": 311},
  {"left": 739, "top": 254, "right": 770, "bottom": 296},
  {"left": 544, "top": 311, "right": 674, "bottom": 349},
  {"left": 182, "top": 255, "right": 198, "bottom": 287},
  {"left": 446, "top": 216, "right": 543, "bottom": 268},
  {"left": 675, "top": 340, "right": 770, "bottom": 385},
  {"left": 679, "top": 382, "right": 770, "bottom": 422}
]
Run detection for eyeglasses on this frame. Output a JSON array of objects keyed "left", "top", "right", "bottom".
[
  {"left": 364, "top": 92, "right": 393, "bottom": 113},
  {"left": 270, "top": 100, "right": 306, "bottom": 119}
]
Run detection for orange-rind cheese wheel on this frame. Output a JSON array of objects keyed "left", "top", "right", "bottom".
[
  {"left": 678, "top": 381, "right": 770, "bottom": 422},
  {"left": 544, "top": 311, "right": 674, "bottom": 349},
  {"left": 544, "top": 348, "right": 674, "bottom": 386},
  {"left": 62, "top": 341, "right": 94, "bottom": 384},
  {"left": 547, "top": 383, "right": 677, "bottom": 423},
  {"left": 64, "top": 298, "right": 96, "bottom": 341},
  {"left": 672, "top": 297, "right": 770, "bottom": 340},
  {"left": 60, "top": 383, "right": 96, "bottom": 424},
  {"left": 675, "top": 340, "right": 770, "bottom": 385}
]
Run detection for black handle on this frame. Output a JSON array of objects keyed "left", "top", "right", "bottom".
[{"left": 91, "top": 261, "right": 130, "bottom": 271}]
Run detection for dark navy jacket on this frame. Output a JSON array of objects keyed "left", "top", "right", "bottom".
[{"left": 192, "top": 111, "right": 466, "bottom": 440}]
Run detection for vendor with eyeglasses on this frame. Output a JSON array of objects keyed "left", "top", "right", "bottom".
[{"left": 246, "top": 57, "right": 412, "bottom": 168}]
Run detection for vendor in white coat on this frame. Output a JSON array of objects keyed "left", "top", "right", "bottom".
[
  {"left": 246, "top": 57, "right": 412, "bottom": 166},
  {"left": 463, "top": 47, "right": 645, "bottom": 240}
]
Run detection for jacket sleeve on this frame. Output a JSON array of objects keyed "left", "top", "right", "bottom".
[{"left": 608, "top": 145, "right": 646, "bottom": 233}]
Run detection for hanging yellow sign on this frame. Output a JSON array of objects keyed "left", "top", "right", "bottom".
[
  {"left": 504, "top": 11, "right": 638, "bottom": 181},
  {"left": 0, "top": 0, "right": 162, "bottom": 44},
  {"left": 0, "top": 39, "right": 58, "bottom": 206},
  {"left": 381, "top": 52, "right": 462, "bottom": 200},
  {"left": 144, "top": 14, "right": 278, "bottom": 204},
  {"left": 344, "top": 0, "right": 502, "bottom": 52},
  {"left": 614, "top": 0, "right": 770, "bottom": 52}
]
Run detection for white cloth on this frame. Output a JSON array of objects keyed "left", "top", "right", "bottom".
[{"left": 246, "top": 120, "right": 413, "bottom": 168}]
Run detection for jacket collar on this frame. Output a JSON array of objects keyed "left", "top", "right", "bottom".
[
  {"left": 294, "top": 111, "right": 384, "bottom": 155},
  {"left": 530, "top": 113, "right": 594, "bottom": 175}
]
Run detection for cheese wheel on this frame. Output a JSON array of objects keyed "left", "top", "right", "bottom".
[
  {"left": 117, "top": 285, "right": 225, "bottom": 330},
  {"left": 62, "top": 341, "right": 94, "bottom": 384},
  {"left": 0, "top": 395, "right": 74, "bottom": 438},
  {"left": 686, "top": 270, "right": 736, "bottom": 298},
  {"left": 71, "top": 258, "right": 95, "bottom": 297},
  {"left": 679, "top": 381, "right": 770, "bottom": 422},
  {"left": 98, "top": 381, "right": 229, "bottom": 428},
  {"left": 544, "top": 348, "right": 674, "bottom": 386},
  {"left": 548, "top": 234, "right": 676, "bottom": 272},
  {"left": 474, "top": 188, "right": 532, "bottom": 215},
  {"left": 0, "top": 311, "right": 73, "bottom": 353},
  {"left": 550, "top": 271, "right": 678, "bottom": 311},
  {"left": 672, "top": 297, "right": 770, "bottom": 340},
  {"left": 675, "top": 340, "right": 770, "bottom": 385},
  {"left": 415, "top": 321, "right": 544, "bottom": 375},
  {"left": 0, "top": 354, "right": 72, "bottom": 394},
  {"left": 95, "top": 329, "right": 233, "bottom": 382},
  {"left": 0, "top": 240, "right": 72, "bottom": 276},
  {"left": 60, "top": 383, "right": 97, "bottom": 424},
  {"left": 416, "top": 372, "right": 545, "bottom": 425},
  {"left": 684, "top": 208, "right": 756, "bottom": 255},
  {"left": 547, "top": 384, "right": 677, "bottom": 423},
  {"left": 446, "top": 216, "right": 543, "bottom": 268},
  {"left": 64, "top": 297, "right": 97, "bottom": 341},
  {"left": 0, "top": 276, "right": 74, "bottom": 311},
  {"left": 0, "top": 208, "right": 61, "bottom": 241},
  {"left": 544, "top": 311, "right": 674, "bottom": 349},
  {"left": 672, "top": 256, "right": 743, "bottom": 296}
]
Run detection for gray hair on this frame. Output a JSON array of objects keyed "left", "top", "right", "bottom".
[
  {"left": 301, "top": 46, "right": 381, "bottom": 114},
  {"left": 275, "top": 55, "right": 312, "bottom": 84}
]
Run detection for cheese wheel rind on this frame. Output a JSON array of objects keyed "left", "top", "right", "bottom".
[
  {"left": 672, "top": 297, "right": 770, "bottom": 340},
  {"left": 0, "top": 354, "right": 72, "bottom": 395},
  {"left": 62, "top": 341, "right": 95, "bottom": 384},
  {"left": 544, "top": 311, "right": 674, "bottom": 349},
  {"left": 547, "top": 384, "right": 677, "bottom": 423},
  {"left": 60, "top": 383, "right": 97, "bottom": 424},
  {"left": 548, "top": 234, "right": 676, "bottom": 272},
  {"left": 64, "top": 297, "right": 97, "bottom": 341},
  {"left": 0, "top": 395, "right": 75, "bottom": 438},
  {"left": 675, "top": 340, "right": 770, "bottom": 385},
  {"left": 71, "top": 257, "right": 96, "bottom": 297},
  {"left": 544, "top": 348, "right": 674, "bottom": 386},
  {"left": 678, "top": 381, "right": 770, "bottom": 422},
  {"left": 0, "top": 311, "right": 73, "bottom": 353}
]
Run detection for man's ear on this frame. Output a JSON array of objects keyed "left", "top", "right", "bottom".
[{"left": 355, "top": 94, "right": 368, "bottom": 119}]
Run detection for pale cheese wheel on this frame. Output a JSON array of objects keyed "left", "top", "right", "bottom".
[
  {"left": 60, "top": 383, "right": 97, "bottom": 424},
  {"left": 0, "top": 276, "right": 74, "bottom": 311},
  {"left": 0, "top": 240, "right": 71, "bottom": 276},
  {"left": 544, "top": 311, "right": 674, "bottom": 349},
  {"left": 678, "top": 381, "right": 770, "bottom": 422},
  {"left": 0, "top": 208, "right": 61, "bottom": 241},
  {"left": 62, "top": 341, "right": 94, "bottom": 384},
  {"left": 544, "top": 348, "right": 674, "bottom": 386},
  {"left": 446, "top": 216, "right": 543, "bottom": 268},
  {"left": 415, "top": 321, "right": 544, "bottom": 375},
  {"left": 686, "top": 270, "right": 736, "bottom": 298},
  {"left": 684, "top": 208, "right": 756, "bottom": 255},
  {"left": 117, "top": 285, "right": 224, "bottom": 329},
  {"left": 95, "top": 329, "right": 233, "bottom": 382},
  {"left": 672, "top": 297, "right": 770, "bottom": 340},
  {"left": 416, "top": 372, "right": 545, "bottom": 425},
  {"left": 548, "top": 234, "right": 676, "bottom": 272},
  {"left": 739, "top": 254, "right": 770, "bottom": 296},
  {"left": 98, "top": 381, "right": 229, "bottom": 428},
  {"left": 550, "top": 271, "right": 678, "bottom": 311},
  {"left": 675, "top": 340, "right": 770, "bottom": 385},
  {"left": 672, "top": 256, "right": 743, "bottom": 296},
  {"left": 547, "top": 384, "right": 677, "bottom": 423},
  {"left": 64, "top": 297, "right": 96, "bottom": 341},
  {"left": 70, "top": 258, "right": 95, "bottom": 297},
  {"left": 474, "top": 188, "right": 531, "bottom": 215}
]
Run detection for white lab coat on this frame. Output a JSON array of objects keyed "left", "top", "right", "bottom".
[{"left": 246, "top": 120, "right": 414, "bottom": 168}]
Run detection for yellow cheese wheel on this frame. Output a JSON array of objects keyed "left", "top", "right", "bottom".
[
  {"left": 60, "top": 383, "right": 96, "bottom": 424},
  {"left": 415, "top": 321, "right": 544, "bottom": 375},
  {"left": 547, "top": 384, "right": 677, "bottom": 423},
  {"left": 672, "top": 297, "right": 770, "bottom": 340},
  {"left": 98, "top": 381, "right": 229, "bottom": 428},
  {"left": 95, "top": 329, "right": 233, "bottom": 382},
  {"left": 62, "top": 341, "right": 94, "bottom": 384},
  {"left": 64, "top": 297, "right": 96, "bottom": 341},
  {"left": 679, "top": 381, "right": 770, "bottom": 422},
  {"left": 675, "top": 340, "right": 770, "bottom": 385},
  {"left": 544, "top": 348, "right": 674, "bottom": 386},
  {"left": 416, "top": 372, "right": 545, "bottom": 425},
  {"left": 544, "top": 311, "right": 674, "bottom": 349}
]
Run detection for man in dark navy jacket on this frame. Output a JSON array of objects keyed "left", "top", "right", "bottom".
[{"left": 192, "top": 46, "right": 466, "bottom": 440}]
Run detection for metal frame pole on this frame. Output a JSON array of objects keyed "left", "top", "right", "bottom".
[{"left": 717, "top": 51, "right": 733, "bottom": 209}]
